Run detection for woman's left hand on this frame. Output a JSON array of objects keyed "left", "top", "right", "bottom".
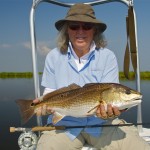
[{"left": 96, "top": 103, "right": 121, "bottom": 119}]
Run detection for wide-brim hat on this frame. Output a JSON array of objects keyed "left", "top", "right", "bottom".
[{"left": 55, "top": 3, "right": 107, "bottom": 32}]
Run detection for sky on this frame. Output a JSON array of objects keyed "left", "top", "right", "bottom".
[{"left": 0, "top": 0, "right": 150, "bottom": 72}]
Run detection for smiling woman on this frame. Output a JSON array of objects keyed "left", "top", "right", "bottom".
[{"left": 67, "top": 21, "right": 95, "bottom": 57}]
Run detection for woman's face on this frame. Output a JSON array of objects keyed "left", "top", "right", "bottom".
[{"left": 67, "top": 21, "right": 95, "bottom": 54}]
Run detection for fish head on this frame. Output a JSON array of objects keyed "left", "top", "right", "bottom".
[{"left": 101, "top": 83, "right": 142, "bottom": 110}]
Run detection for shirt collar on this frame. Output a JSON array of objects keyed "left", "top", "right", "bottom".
[{"left": 68, "top": 41, "right": 96, "bottom": 60}]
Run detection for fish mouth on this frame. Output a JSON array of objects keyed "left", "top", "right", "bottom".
[
  {"left": 125, "top": 95, "right": 142, "bottom": 102},
  {"left": 120, "top": 108, "right": 128, "bottom": 112},
  {"left": 119, "top": 98, "right": 142, "bottom": 111},
  {"left": 130, "top": 98, "right": 142, "bottom": 102}
]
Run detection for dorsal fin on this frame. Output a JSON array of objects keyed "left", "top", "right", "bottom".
[
  {"left": 83, "top": 83, "right": 98, "bottom": 87},
  {"left": 43, "top": 83, "right": 81, "bottom": 100},
  {"left": 82, "top": 83, "right": 113, "bottom": 94},
  {"left": 68, "top": 83, "right": 81, "bottom": 90}
]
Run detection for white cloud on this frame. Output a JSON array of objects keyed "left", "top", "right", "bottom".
[
  {"left": 0, "top": 39, "right": 56, "bottom": 56},
  {"left": 21, "top": 41, "right": 53, "bottom": 55},
  {"left": 38, "top": 45, "right": 51, "bottom": 55},
  {"left": 0, "top": 44, "right": 12, "bottom": 48},
  {"left": 22, "top": 42, "right": 31, "bottom": 49}
]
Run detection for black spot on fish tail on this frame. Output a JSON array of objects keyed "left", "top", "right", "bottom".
[{"left": 16, "top": 99, "right": 35, "bottom": 125}]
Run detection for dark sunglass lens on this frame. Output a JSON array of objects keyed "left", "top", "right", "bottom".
[
  {"left": 69, "top": 23, "right": 94, "bottom": 30},
  {"left": 83, "top": 24, "right": 94, "bottom": 30},
  {"left": 69, "top": 24, "right": 80, "bottom": 30}
]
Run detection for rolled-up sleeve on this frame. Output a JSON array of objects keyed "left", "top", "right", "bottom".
[{"left": 41, "top": 51, "right": 57, "bottom": 89}]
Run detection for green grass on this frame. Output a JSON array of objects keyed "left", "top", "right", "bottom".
[
  {"left": 0, "top": 72, "right": 42, "bottom": 79},
  {"left": 0, "top": 72, "right": 150, "bottom": 80},
  {"left": 119, "top": 71, "right": 150, "bottom": 80}
]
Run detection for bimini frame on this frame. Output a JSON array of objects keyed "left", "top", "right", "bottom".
[{"left": 29, "top": 0, "right": 142, "bottom": 133}]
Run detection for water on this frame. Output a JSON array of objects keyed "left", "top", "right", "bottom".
[{"left": 0, "top": 79, "right": 150, "bottom": 149}]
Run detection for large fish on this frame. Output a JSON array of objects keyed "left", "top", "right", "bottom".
[{"left": 16, "top": 83, "right": 142, "bottom": 124}]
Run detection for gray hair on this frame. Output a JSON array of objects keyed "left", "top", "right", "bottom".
[{"left": 56, "top": 23, "right": 107, "bottom": 54}]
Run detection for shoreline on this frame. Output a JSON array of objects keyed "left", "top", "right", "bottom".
[{"left": 0, "top": 72, "right": 150, "bottom": 80}]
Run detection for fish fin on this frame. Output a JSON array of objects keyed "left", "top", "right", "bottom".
[
  {"left": 99, "top": 100, "right": 107, "bottom": 105},
  {"left": 68, "top": 83, "right": 81, "bottom": 90},
  {"left": 16, "top": 99, "right": 35, "bottom": 124},
  {"left": 87, "top": 105, "right": 100, "bottom": 114},
  {"left": 52, "top": 112, "right": 66, "bottom": 124},
  {"left": 87, "top": 101, "right": 107, "bottom": 115},
  {"left": 43, "top": 84, "right": 81, "bottom": 100},
  {"left": 83, "top": 83, "right": 112, "bottom": 92},
  {"left": 83, "top": 83, "right": 97, "bottom": 87}
]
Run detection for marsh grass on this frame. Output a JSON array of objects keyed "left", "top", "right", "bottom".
[
  {"left": 0, "top": 72, "right": 150, "bottom": 80},
  {"left": 119, "top": 71, "right": 150, "bottom": 80},
  {"left": 0, "top": 72, "right": 42, "bottom": 79}
]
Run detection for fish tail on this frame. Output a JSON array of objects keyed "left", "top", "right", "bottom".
[{"left": 16, "top": 99, "right": 35, "bottom": 124}]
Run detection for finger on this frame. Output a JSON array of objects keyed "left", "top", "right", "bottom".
[
  {"left": 96, "top": 105, "right": 101, "bottom": 114},
  {"left": 113, "top": 106, "right": 121, "bottom": 117},
  {"left": 107, "top": 104, "right": 114, "bottom": 118},
  {"left": 41, "top": 105, "right": 47, "bottom": 116},
  {"left": 47, "top": 107, "right": 54, "bottom": 114},
  {"left": 33, "top": 98, "right": 40, "bottom": 104},
  {"left": 96, "top": 106, "right": 102, "bottom": 118},
  {"left": 35, "top": 107, "right": 42, "bottom": 116},
  {"left": 99, "top": 103, "right": 107, "bottom": 119}
]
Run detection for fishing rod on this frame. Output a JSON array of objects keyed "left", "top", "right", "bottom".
[
  {"left": 10, "top": 122, "right": 150, "bottom": 149},
  {"left": 10, "top": 122, "right": 150, "bottom": 133}
]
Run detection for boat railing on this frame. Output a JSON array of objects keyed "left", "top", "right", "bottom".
[
  {"left": 30, "top": 0, "right": 142, "bottom": 132},
  {"left": 27, "top": 0, "right": 144, "bottom": 149}
]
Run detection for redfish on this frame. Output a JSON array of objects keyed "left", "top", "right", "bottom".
[{"left": 16, "top": 83, "right": 142, "bottom": 124}]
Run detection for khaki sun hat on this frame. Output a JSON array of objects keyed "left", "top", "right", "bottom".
[{"left": 55, "top": 3, "right": 107, "bottom": 32}]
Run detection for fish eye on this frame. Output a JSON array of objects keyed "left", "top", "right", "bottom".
[{"left": 125, "top": 89, "right": 131, "bottom": 95}]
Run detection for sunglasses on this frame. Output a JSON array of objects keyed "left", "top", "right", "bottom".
[{"left": 68, "top": 22, "right": 94, "bottom": 31}]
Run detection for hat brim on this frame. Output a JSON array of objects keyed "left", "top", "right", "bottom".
[{"left": 55, "top": 17, "right": 107, "bottom": 32}]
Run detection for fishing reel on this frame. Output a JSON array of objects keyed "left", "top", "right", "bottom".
[
  {"left": 18, "top": 131, "right": 38, "bottom": 150},
  {"left": 9, "top": 127, "right": 38, "bottom": 150},
  {"left": 10, "top": 126, "right": 62, "bottom": 150}
]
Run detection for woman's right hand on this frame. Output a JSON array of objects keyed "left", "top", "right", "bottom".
[{"left": 33, "top": 99, "right": 54, "bottom": 116}]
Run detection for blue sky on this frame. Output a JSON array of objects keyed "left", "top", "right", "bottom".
[{"left": 0, "top": 0, "right": 150, "bottom": 72}]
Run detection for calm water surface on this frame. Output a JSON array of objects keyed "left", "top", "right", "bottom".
[{"left": 0, "top": 79, "right": 150, "bottom": 149}]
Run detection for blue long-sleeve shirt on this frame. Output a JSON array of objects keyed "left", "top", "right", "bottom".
[{"left": 41, "top": 43, "right": 119, "bottom": 140}]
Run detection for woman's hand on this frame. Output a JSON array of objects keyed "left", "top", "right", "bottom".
[
  {"left": 33, "top": 99, "right": 54, "bottom": 116},
  {"left": 96, "top": 103, "right": 121, "bottom": 119}
]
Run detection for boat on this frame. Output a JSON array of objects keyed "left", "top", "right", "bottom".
[{"left": 10, "top": 0, "right": 150, "bottom": 149}]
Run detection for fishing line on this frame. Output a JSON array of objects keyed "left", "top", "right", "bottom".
[{"left": 47, "top": 122, "right": 150, "bottom": 129}]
